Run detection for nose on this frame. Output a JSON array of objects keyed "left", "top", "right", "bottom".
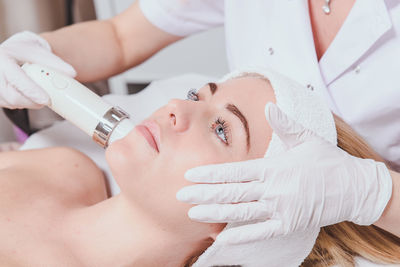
[{"left": 167, "top": 99, "right": 193, "bottom": 133}]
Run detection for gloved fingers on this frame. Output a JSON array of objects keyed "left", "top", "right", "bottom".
[
  {"left": 28, "top": 52, "right": 76, "bottom": 78},
  {"left": 176, "top": 181, "right": 264, "bottom": 204},
  {"left": 11, "top": 48, "right": 77, "bottom": 78},
  {"left": 1, "top": 31, "right": 51, "bottom": 50},
  {"left": 0, "top": 67, "right": 43, "bottom": 109},
  {"left": 2, "top": 83, "right": 43, "bottom": 109},
  {"left": 2, "top": 32, "right": 76, "bottom": 77},
  {"left": 216, "top": 219, "right": 283, "bottom": 245},
  {"left": 265, "top": 102, "right": 319, "bottom": 149},
  {"left": 0, "top": 98, "right": 15, "bottom": 108},
  {"left": 3, "top": 61, "right": 50, "bottom": 107},
  {"left": 185, "top": 158, "right": 270, "bottom": 183},
  {"left": 187, "top": 202, "right": 272, "bottom": 223}
]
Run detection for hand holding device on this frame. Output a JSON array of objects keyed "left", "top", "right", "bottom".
[
  {"left": 0, "top": 31, "right": 76, "bottom": 109},
  {"left": 177, "top": 103, "right": 393, "bottom": 244},
  {"left": 22, "top": 63, "right": 134, "bottom": 148}
]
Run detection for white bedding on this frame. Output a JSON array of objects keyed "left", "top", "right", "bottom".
[{"left": 21, "top": 73, "right": 215, "bottom": 196}]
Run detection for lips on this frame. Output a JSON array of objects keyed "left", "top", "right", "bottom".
[{"left": 135, "top": 120, "right": 161, "bottom": 152}]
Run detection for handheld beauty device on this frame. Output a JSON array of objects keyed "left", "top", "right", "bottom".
[{"left": 22, "top": 63, "right": 134, "bottom": 148}]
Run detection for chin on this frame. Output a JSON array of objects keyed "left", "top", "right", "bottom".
[
  {"left": 105, "top": 132, "right": 157, "bottom": 182},
  {"left": 106, "top": 137, "right": 131, "bottom": 162}
]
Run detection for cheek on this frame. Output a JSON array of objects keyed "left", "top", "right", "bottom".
[
  {"left": 123, "top": 141, "right": 220, "bottom": 211},
  {"left": 161, "top": 142, "right": 226, "bottom": 174},
  {"left": 105, "top": 131, "right": 158, "bottom": 191},
  {"left": 108, "top": 131, "right": 231, "bottom": 238}
]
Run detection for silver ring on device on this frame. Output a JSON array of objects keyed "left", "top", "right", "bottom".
[{"left": 93, "top": 106, "right": 130, "bottom": 148}]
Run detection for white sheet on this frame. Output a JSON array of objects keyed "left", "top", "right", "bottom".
[{"left": 21, "top": 73, "right": 215, "bottom": 196}]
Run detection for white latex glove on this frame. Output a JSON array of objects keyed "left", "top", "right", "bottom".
[
  {"left": 176, "top": 103, "right": 393, "bottom": 244},
  {"left": 0, "top": 31, "right": 76, "bottom": 109}
]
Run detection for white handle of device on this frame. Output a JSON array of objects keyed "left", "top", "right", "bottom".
[{"left": 22, "top": 63, "right": 134, "bottom": 148}]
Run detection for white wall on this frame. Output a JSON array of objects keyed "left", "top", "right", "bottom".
[
  {"left": 94, "top": 0, "right": 229, "bottom": 93},
  {"left": 0, "top": 0, "right": 66, "bottom": 142},
  {"left": 0, "top": 0, "right": 96, "bottom": 142}
]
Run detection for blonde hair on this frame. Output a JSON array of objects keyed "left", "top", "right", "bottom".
[
  {"left": 185, "top": 116, "right": 400, "bottom": 267},
  {"left": 302, "top": 115, "right": 400, "bottom": 266}
]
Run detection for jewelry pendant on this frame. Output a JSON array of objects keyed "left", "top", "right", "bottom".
[{"left": 323, "top": 0, "right": 331, "bottom": 15}]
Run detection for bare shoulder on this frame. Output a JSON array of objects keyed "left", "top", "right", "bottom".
[
  {"left": 0, "top": 147, "right": 91, "bottom": 167},
  {"left": 0, "top": 148, "right": 106, "bottom": 266},
  {"left": 0, "top": 147, "right": 108, "bottom": 206}
]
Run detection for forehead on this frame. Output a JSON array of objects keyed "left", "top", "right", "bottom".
[
  {"left": 218, "top": 76, "right": 272, "bottom": 99},
  {"left": 199, "top": 76, "right": 276, "bottom": 158}
]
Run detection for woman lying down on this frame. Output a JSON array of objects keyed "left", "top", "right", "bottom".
[{"left": 0, "top": 69, "right": 399, "bottom": 267}]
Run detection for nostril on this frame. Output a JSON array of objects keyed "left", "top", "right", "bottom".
[{"left": 170, "top": 113, "right": 176, "bottom": 126}]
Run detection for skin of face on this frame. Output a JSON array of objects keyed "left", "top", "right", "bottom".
[{"left": 105, "top": 76, "right": 275, "bottom": 245}]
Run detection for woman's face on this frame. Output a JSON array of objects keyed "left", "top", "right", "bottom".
[{"left": 106, "top": 76, "right": 275, "bottom": 240}]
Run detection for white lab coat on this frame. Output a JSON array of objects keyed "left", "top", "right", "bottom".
[{"left": 140, "top": 0, "right": 400, "bottom": 172}]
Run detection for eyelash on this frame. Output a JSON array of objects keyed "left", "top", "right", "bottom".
[
  {"left": 186, "top": 89, "right": 230, "bottom": 146},
  {"left": 186, "top": 88, "right": 199, "bottom": 101},
  {"left": 211, "top": 117, "right": 230, "bottom": 145}
]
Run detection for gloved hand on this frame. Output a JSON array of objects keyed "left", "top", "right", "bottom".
[
  {"left": 176, "top": 103, "right": 393, "bottom": 244},
  {"left": 0, "top": 31, "right": 76, "bottom": 109}
]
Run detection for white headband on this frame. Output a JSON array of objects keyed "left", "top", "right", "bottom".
[{"left": 193, "top": 68, "right": 337, "bottom": 267}]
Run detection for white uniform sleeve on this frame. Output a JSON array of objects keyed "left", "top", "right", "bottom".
[{"left": 139, "top": 0, "right": 224, "bottom": 36}]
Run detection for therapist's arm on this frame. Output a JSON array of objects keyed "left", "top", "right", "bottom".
[
  {"left": 41, "top": 1, "right": 182, "bottom": 82},
  {"left": 374, "top": 170, "right": 400, "bottom": 237}
]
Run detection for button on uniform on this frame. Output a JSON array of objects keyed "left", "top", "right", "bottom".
[{"left": 354, "top": 65, "right": 361, "bottom": 74}]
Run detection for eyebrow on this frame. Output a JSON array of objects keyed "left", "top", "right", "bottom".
[
  {"left": 208, "top": 82, "right": 218, "bottom": 95},
  {"left": 226, "top": 104, "right": 250, "bottom": 152},
  {"left": 207, "top": 83, "right": 250, "bottom": 152}
]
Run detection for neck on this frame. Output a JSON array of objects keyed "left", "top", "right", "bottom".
[{"left": 60, "top": 195, "right": 191, "bottom": 267}]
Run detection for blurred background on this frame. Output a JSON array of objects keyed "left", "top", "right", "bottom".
[
  {"left": 0, "top": 0, "right": 97, "bottom": 143},
  {"left": 0, "top": 0, "right": 96, "bottom": 43},
  {"left": 0, "top": 0, "right": 227, "bottom": 144}
]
